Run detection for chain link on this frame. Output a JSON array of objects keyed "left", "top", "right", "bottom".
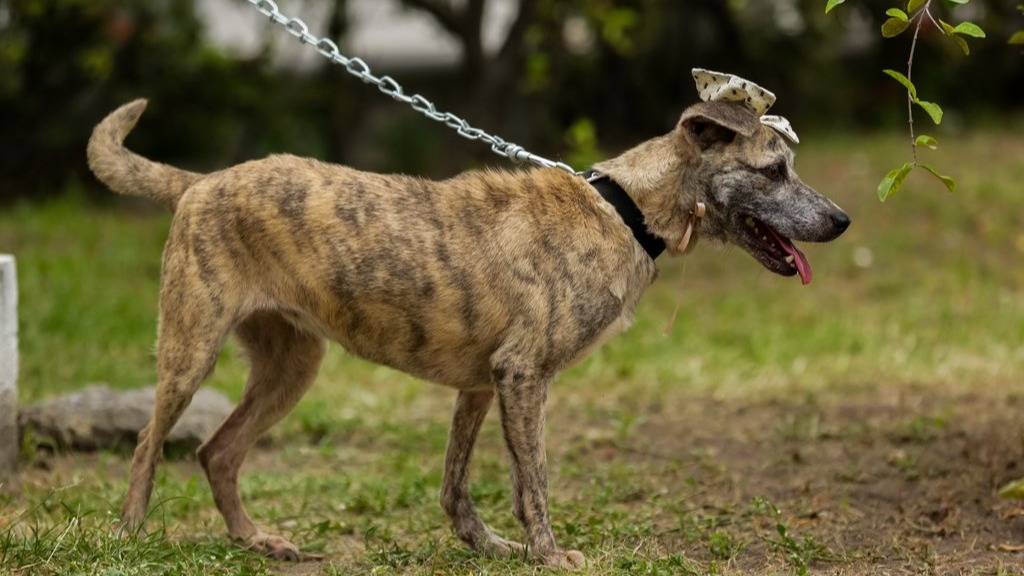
[{"left": 246, "top": 0, "right": 577, "bottom": 174}]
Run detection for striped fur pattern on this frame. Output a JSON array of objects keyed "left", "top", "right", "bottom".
[{"left": 87, "top": 98, "right": 847, "bottom": 568}]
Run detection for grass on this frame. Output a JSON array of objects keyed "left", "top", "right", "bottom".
[{"left": 2, "top": 122, "right": 1024, "bottom": 575}]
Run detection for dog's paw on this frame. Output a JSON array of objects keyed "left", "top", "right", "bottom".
[
  {"left": 244, "top": 531, "right": 322, "bottom": 562},
  {"left": 119, "top": 507, "right": 147, "bottom": 535},
  {"left": 542, "top": 549, "right": 586, "bottom": 569},
  {"left": 479, "top": 534, "right": 526, "bottom": 558}
]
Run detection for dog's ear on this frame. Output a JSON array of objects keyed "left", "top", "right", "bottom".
[{"left": 678, "top": 101, "right": 760, "bottom": 151}]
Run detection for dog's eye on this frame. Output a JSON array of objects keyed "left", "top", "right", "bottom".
[{"left": 761, "top": 162, "right": 787, "bottom": 181}]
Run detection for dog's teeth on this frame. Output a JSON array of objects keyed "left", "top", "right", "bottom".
[
  {"left": 745, "top": 217, "right": 755, "bottom": 228},
  {"left": 785, "top": 255, "right": 795, "bottom": 265},
  {"left": 762, "top": 236, "right": 768, "bottom": 241}
]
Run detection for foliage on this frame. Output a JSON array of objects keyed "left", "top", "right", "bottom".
[
  {"left": 563, "top": 117, "right": 604, "bottom": 169},
  {"left": 0, "top": 0, "right": 1021, "bottom": 201},
  {"left": 1013, "top": 5, "right": 1024, "bottom": 45},
  {"left": 826, "top": 0, "right": 1003, "bottom": 201},
  {"left": 0, "top": 0, "right": 298, "bottom": 201}
]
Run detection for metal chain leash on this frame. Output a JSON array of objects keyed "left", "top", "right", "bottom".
[{"left": 245, "top": 0, "right": 577, "bottom": 174}]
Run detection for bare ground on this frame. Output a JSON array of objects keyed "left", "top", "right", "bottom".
[
  {"left": 554, "top": 384, "right": 1024, "bottom": 575},
  {"left": 18, "top": 384, "right": 1024, "bottom": 575}
]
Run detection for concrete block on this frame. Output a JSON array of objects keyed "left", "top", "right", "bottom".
[{"left": 0, "top": 255, "right": 18, "bottom": 478}]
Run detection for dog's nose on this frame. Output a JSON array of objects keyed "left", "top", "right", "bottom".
[{"left": 830, "top": 210, "right": 851, "bottom": 234}]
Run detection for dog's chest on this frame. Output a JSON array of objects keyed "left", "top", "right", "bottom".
[{"left": 565, "top": 310, "right": 636, "bottom": 368}]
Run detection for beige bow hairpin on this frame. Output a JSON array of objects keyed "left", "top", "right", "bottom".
[{"left": 691, "top": 68, "right": 800, "bottom": 144}]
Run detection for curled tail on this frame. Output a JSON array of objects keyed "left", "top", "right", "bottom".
[{"left": 87, "top": 99, "right": 203, "bottom": 211}]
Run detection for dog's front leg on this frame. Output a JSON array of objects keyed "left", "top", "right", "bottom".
[{"left": 493, "top": 365, "right": 585, "bottom": 568}]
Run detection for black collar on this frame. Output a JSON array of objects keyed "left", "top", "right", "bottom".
[{"left": 583, "top": 170, "right": 665, "bottom": 260}]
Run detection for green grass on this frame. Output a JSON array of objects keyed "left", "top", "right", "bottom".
[
  {"left": 2, "top": 124, "right": 1024, "bottom": 575},
  {"left": 1, "top": 194, "right": 170, "bottom": 394}
]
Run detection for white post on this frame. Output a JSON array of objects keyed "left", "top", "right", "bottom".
[{"left": 0, "top": 255, "right": 17, "bottom": 478}]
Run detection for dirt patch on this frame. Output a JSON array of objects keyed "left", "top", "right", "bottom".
[{"left": 568, "top": 386, "right": 1024, "bottom": 574}]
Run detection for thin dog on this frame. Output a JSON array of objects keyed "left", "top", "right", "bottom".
[{"left": 87, "top": 74, "right": 849, "bottom": 568}]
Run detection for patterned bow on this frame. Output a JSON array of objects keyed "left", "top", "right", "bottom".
[{"left": 691, "top": 68, "right": 800, "bottom": 144}]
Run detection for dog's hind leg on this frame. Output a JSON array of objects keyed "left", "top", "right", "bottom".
[
  {"left": 441, "top": 389, "right": 526, "bottom": 558},
  {"left": 122, "top": 263, "right": 237, "bottom": 531},
  {"left": 197, "top": 311, "right": 326, "bottom": 561}
]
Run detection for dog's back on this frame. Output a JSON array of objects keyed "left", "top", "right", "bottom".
[{"left": 165, "top": 153, "right": 655, "bottom": 388}]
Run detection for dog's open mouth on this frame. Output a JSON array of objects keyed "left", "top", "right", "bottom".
[{"left": 737, "top": 214, "right": 812, "bottom": 285}]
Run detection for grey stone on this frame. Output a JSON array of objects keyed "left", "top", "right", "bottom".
[{"left": 18, "top": 384, "right": 234, "bottom": 456}]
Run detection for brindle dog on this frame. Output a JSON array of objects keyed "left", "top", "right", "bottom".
[{"left": 87, "top": 98, "right": 849, "bottom": 568}]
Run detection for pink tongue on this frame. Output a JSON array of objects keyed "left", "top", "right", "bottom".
[
  {"left": 767, "top": 226, "right": 813, "bottom": 285},
  {"left": 783, "top": 242, "right": 812, "bottom": 285}
]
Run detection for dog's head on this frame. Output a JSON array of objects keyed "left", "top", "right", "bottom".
[{"left": 677, "top": 101, "right": 850, "bottom": 284}]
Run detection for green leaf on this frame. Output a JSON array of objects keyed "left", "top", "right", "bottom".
[
  {"left": 945, "top": 0, "right": 970, "bottom": 3},
  {"left": 825, "top": 0, "right": 847, "bottom": 13},
  {"left": 907, "top": 0, "right": 928, "bottom": 12},
  {"left": 883, "top": 69, "right": 917, "bottom": 99},
  {"left": 939, "top": 19, "right": 957, "bottom": 35},
  {"left": 877, "top": 163, "right": 914, "bottom": 202},
  {"left": 599, "top": 7, "right": 640, "bottom": 54},
  {"left": 886, "top": 8, "right": 909, "bottom": 21},
  {"left": 919, "top": 164, "right": 957, "bottom": 193},
  {"left": 950, "top": 34, "right": 971, "bottom": 55},
  {"left": 999, "top": 479, "right": 1024, "bottom": 500},
  {"left": 882, "top": 17, "right": 910, "bottom": 37},
  {"left": 915, "top": 100, "right": 944, "bottom": 124},
  {"left": 915, "top": 135, "right": 939, "bottom": 149},
  {"left": 1009, "top": 31, "right": 1024, "bottom": 45},
  {"left": 952, "top": 21, "right": 986, "bottom": 38}
]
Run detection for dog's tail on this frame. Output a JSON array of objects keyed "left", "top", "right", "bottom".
[{"left": 87, "top": 99, "right": 202, "bottom": 211}]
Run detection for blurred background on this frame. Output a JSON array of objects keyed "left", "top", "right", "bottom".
[
  {"left": 1, "top": 0, "right": 1021, "bottom": 202},
  {"left": 2, "top": 7, "right": 1023, "bottom": 572}
]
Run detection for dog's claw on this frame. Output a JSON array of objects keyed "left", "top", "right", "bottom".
[
  {"left": 543, "top": 549, "right": 586, "bottom": 569},
  {"left": 244, "top": 531, "right": 318, "bottom": 562},
  {"left": 478, "top": 534, "right": 526, "bottom": 558}
]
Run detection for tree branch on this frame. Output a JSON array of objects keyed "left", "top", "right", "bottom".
[
  {"left": 906, "top": 1, "right": 929, "bottom": 165},
  {"left": 497, "top": 0, "right": 537, "bottom": 61},
  {"left": 466, "top": 0, "right": 486, "bottom": 33}
]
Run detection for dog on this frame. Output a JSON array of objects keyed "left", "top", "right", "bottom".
[{"left": 86, "top": 93, "right": 849, "bottom": 568}]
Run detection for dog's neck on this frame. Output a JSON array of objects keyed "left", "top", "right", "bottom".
[
  {"left": 592, "top": 133, "right": 703, "bottom": 256},
  {"left": 584, "top": 171, "right": 666, "bottom": 259}
]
